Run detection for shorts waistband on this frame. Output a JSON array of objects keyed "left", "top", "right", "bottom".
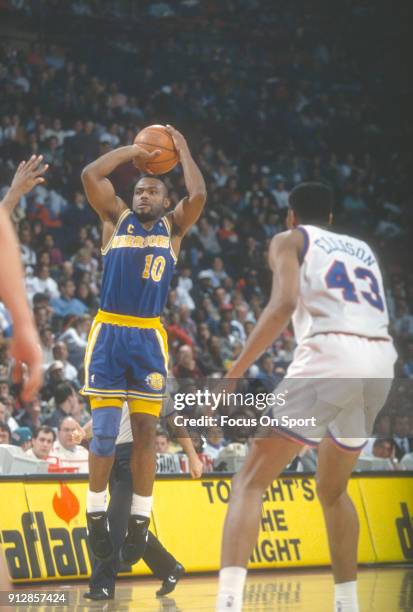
[
  {"left": 95, "top": 309, "right": 162, "bottom": 329},
  {"left": 310, "top": 331, "right": 390, "bottom": 342}
]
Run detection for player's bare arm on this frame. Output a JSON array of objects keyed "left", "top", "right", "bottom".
[
  {"left": 166, "top": 414, "right": 204, "bottom": 479},
  {"left": 165, "top": 125, "right": 207, "bottom": 252},
  {"left": 81, "top": 145, "right": 161, "bottom": 243},
  {"left": 0, "top": 207, "right": 43, "bottom": 401},
  {"left": 1, "top": 155, "right": 48, "bottom": 215},
  {"left": 226, "top": 229, "right": 303, "bottom": 379}
]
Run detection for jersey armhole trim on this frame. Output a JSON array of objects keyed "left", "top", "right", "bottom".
[
  {"left": 101, "top": 208, "right": 132, "bottom": 255},
  {"left": 296, "top": 226, "right": 310, "bottom": 264},
  {"left": 162, "top": 215, "right": 178, "bottom": 263}
]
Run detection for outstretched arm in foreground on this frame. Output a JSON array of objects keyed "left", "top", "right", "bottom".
[{"left": 0, "top": 207, "right": 42, "bottom": 401}]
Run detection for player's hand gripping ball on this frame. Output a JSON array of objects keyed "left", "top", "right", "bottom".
[{"left": 134, "top": 124, "right": 179, "bottom": 175}]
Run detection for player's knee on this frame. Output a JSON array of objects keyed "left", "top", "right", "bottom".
[
  {"left": 90, "top": 434, "right": 117, "bottom": 457},
  {"left": 90, "top": 404, "right": 122, "bottom": 457},
  {"left": 316, "top": 478, "right": 346, "bottom": 506}
]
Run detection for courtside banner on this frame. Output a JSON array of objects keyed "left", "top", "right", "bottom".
[
  {"left": 0, "top": 481, "right": 151, "bottom": 582},
  {"left": 0, "top": 475, "right": 412, "bottom": 582},
  {"left": 357, "top": 478, "right": 413, "bottom": 562}
]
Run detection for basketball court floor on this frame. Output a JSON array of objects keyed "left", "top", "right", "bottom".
[{"left": 9, "top": 567, "right": 413, "bottom": 611}]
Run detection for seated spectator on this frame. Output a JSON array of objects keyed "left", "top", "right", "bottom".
[
  {"left": 26, "top": 426, "right": 56, "bottom": 461},
  {"left": 50, "top": 279, "right": 88, "bottom": 318},
  {"left": 0, "top": 422, "right": 11, "bottom": 444},
  {"left": 196, "top": 218, "right": 221, "bottom": 255},
  {"left": 271, "top": 179, "right": 289, "bottom": 209},
  {"left": 155, "top": 431, "right": 169, "bottom": 454},
  {"left": 372, "top": 438, "right": 397, "bottom": 464},
  {"left": 58, "top": 315, "right": 89, "bottom": 369},
  {"left": 39, "top": 326, "right": 55, "bottom": 368},
  {"left": 393, "top": 414, "right": 413, "bottom": 460},
  {"left": 49, "top": 416, "right": 88, "bottom": 473},
  {"left": 256, "top": 353, "right": 280, "bottom": 390},
  {"left": 204, "top": 426, "right": 225, "bottom": 460},
  {"left": 26, "top": 264, "right": 60, "bottom": 301},
  {"left": 0, "top": 400, "right": 18, "bottom": 432},
  {"left": 44, "top": 382, "right": 79, "bottom": 429},
  {"left": 172, "top": 345, "right": 202, "bottom": 379},
  {"left": 41, "top": 360, "right": 67, "bottom": 401},
  {"left": 16, "top": 396, "right": 42, "bottom": 431},
  {"left": 52, "top": 342, "right": 79, "bottom": 385},
  {"left": 11, "top": 427, "right": 33, "bottom": 452},
  {"left": 202, "top": 256, "right": 228, "bottom": 289}
]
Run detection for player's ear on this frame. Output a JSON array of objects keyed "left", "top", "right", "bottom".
[{"left": 163, "top": 197, "right": 171, "bottom": 210}]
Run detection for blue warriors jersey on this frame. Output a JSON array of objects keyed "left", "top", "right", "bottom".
[{"left": 100, "top": 209, "right": 176, "bottom": 317}]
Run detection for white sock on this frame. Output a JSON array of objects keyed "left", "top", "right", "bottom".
[
  {"left": 86, "top": 489, "right": 107, "bottom": 513},
  {"left": 216, "top": 566, "right": 247, "bottom": 612},
  {"left": 131, "top": 493, "right": 152, "bottom": 518},
  {"left": 335, "top": 581, "right": 359, "bottom": 612}
]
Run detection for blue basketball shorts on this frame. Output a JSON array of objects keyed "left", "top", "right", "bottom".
[{"left": 80, "top": 309, "right": 168, "bottom": 414}]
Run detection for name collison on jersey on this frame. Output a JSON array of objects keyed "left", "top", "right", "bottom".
[
  {"left": 293, "top": 225, "right": 390, "bottom": 343},
  {"left": 100, "top": 209, "right": 176, "bottom": 317}
]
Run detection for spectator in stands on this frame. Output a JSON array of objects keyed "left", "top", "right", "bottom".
[
  {"left": 41, "top": 360, "right": 66, "bottom": 401},
  {"left": 45, "top": 381, "right": 79, "bottom": 428},
  {"left": 50, "top": 279, "right": 88, "bottom": 318},
  {"left": 155, "top": 431, "right": 173, "bottom": 454},
  {"left": 16, "top": 396, "right": 42, "bottom": 431},
  {"left": 49, "top": 416, "right": 88, "bottom": 472},
  {"left": 393, "top": 414, "right": 413, "bottom": 460},
  {"left": 11, "top": 427, "right": 32, "bottom": 451},
  {"left": 52, "top": 341, "right": 79, "bottom": 385},
  {"left": 26, "top": 425, "right": 56, "bottom": 461},
  {"left": 58, "top": 315, "right": 89, "bottom": 369},
  {"left": 204, "top": 427, "right": 225, "bottom": 460},
  {"left": 0, "top": 400, "right": 18, "bottom": 432},
  {"left": 0, "top": 422, "right": 11, "bottom": 444}
]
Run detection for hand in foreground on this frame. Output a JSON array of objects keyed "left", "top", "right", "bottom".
[
  {"left": 165, "top": 124, "right": 188, "bottom": 158},
  {"left": 10, "top": 155, "right": 49, "bottom": 196},
  {"left": 71, "top": 421, "right": 87, "bottom": 445},
  {"left": 11, "top": 323, "right": 43, "bottom": 402},
  {"left": 189, "top": 453, "right": 204, "bottom": 479},
  {"left": 132, "top": 144, "right": 161, "bottom": 173}
]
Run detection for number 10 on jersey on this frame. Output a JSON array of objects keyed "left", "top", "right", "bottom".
[{"left": 142, "top": 255, "right": 166, "bottom": 282}]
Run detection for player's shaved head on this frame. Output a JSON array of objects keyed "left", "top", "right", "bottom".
[
  {"left": 136, "top": 176, "right": 168, "bottom": 197},
  {"left": 288, "top": 182, "right": 333, "bottom": 225},
  {"left": 133, "top": 175, "right": 170, "bottom": 222}
]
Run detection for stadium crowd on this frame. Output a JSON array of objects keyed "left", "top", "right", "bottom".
[{"left": 0, "top": 0, "right": 412, "bottom": 473}]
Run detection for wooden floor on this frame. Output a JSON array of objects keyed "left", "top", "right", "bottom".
[{"left": 11, "top": 567, "right": 413, "bottom": 611}]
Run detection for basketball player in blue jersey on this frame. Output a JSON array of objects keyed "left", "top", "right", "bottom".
[{"left": 80, "top": 125, "right": 206, "bottom": 564}]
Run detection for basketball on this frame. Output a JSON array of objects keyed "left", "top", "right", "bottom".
[{"left": 134, "top": 124, "right": 179, "bottom": 174}]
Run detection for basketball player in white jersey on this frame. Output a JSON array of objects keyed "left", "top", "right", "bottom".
[{"left": 216, "top": 183, "right": 397, "bottom": 612}]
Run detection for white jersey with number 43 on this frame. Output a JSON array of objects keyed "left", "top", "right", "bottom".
[{"left": 292, "top": 225, "right": 390, "bottom": 343}]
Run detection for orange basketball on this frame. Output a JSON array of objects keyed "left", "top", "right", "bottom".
[{"left": 133, "top": 124, "right": 178, "bottom": 175}]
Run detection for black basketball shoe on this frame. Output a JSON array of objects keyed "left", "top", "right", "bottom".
[
  {"left": 120, "top": 514, "right": 150, "bottom": 565},
  {"left": 83, "top": 586, "right": 115, "bottom": 601},
  {"left": 86, "top": 511, "right": 113, "bottom": 561},
  {"left": 156, "top": 562, "right": 185, "bottom": 597}
]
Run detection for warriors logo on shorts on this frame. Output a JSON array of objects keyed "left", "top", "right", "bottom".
[{"left": 146, "top": 372, "right": 165, "bottom": 391}]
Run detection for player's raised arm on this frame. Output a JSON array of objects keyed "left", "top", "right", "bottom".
[
  {"left": 1, "top": 155, "right": 48, "bottom": 215},
  {"left": 226, "top": 230, "right": 303, "bottom": 379},
  {"left": 81, "top": 145, "right": 161, "bottom": 222},
  {"left": 165, "top": 125, "right": 207, "bottom": 236}
]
